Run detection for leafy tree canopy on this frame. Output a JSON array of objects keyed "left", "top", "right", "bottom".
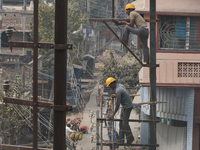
[{"left": 102, "top": 48, "right": 142, "bottom": 94}]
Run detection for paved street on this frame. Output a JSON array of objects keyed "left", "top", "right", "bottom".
[{"left": 76, "top": 82, "right": 141, "bottom": 150}]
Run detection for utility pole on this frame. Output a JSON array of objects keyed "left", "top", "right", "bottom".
[
  {"left": 149, "top": 0, "right": 157, "bottom": 150},
  {"left": 85, "top": 0, "right": 90, "bottom": 53},
  {"left": 54, "top": 0, "right": 68, "bottom": 149}
]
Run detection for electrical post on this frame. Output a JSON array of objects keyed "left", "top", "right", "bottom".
[{"left": 85, "top": 0, "right": 90, "bottom": 53}]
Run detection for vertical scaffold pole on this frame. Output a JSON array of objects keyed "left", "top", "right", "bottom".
[
  {"left": 149, "top": 0, "right": 157, "bottom": 150},
  {"left": 54, "top": 0, "right": 68, "bottom": 149},
  {"left": 100, "top": 93, "right": 103, "bottom": 150},
  {"left": 96, "top": 110, "right": 99, "bottom": 150},
  {"left": 112, "top": 98, "right": 115, "bottom": 150},
  {"left": 33, "top": 0, "right": 38, "bottom": 149},
  {"left": 112, "top": 0, "right": 114, "bottom": 18}
]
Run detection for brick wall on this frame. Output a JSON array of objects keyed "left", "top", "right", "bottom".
[
  {"left": 2, "top": 12, "right": 33, "bottom": 30},
  {"left": 0, "top": 10, "right": 33, "bottom": 55}
]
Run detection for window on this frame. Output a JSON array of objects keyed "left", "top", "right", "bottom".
[{"left": 159, "top": 16, "right": 200, "bottom": 51}]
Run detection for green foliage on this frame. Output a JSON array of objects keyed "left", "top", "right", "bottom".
[
  {"left": 0, "top": 79, "right": 31, "bottom": 144},
  {"left": 102, "top": 48, "right": 142, "bottom": 94},
  {"left": 38, "top": 2, "right": 55, "bottom": 44}
]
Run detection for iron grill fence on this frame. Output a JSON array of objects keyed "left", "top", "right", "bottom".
[{"left": 159, "top": 16, "right": 200, "bottom": 51}]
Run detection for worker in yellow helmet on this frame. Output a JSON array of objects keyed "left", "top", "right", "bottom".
[
  {"left": 113, "top": 3, "right": 149, "bottom": 64},
  {"left": 106, "top": 77, "right": 134, "bottom": 144}
]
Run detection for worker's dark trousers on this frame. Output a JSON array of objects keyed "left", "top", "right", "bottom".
[
  {"left": 122, "top": 25, "right": 149, "bottom": 63},
  {"left": 119, "top": 106, "right": 134, "bottom": 143}
]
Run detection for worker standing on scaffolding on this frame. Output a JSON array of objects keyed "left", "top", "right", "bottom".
[
  {"left": 113, "top": 3, "right": 149, "bottom": 64},
  {"left": 106, "top": 77, "right": 134, "bottom": 144}
]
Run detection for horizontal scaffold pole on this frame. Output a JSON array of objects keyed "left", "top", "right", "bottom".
[
  {"left": 97, "top": 142, "right": 159, "bottom": 147},
  {"left": 97, "top": 118, "right": 159, "bottom": 123},
  {"left": 138, "top": 101, "right": 168, "bottom": 105},
  {"left": 89, "top": 18, "right": 130, "bottom": 22}
]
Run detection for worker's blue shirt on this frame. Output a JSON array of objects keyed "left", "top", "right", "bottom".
[{"left": 114, "top": 84, "right": 132, "bottom": 113}]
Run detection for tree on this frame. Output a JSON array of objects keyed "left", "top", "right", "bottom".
[
  {"left": 102, "top": 48, "right": 142, "bottom": 94},
  {"left": 0, "top": 79, "right": 31, "bottom": 144}
]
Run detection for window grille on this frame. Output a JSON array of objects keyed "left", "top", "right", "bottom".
[
  {"left": 178, "top": 62, "right": 200, "bottom": 77},
  {"left": 159, "top": 16, "right": 200, "bottom": 51}
]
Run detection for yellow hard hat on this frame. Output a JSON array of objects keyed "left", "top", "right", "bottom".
[
  {"left": 106, "top": 77, "right": 116, "bottom": 87},
  {"left": 124, "top": 3, "right": 135, "bottom": 11}
]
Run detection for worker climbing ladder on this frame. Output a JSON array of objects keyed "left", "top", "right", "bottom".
[{"left": 89, "top": 0, "right": 167, "bottom": 150}]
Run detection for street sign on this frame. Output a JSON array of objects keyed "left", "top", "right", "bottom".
[{"left": 86, "top": 27, "right": 92, "bottom": 34}]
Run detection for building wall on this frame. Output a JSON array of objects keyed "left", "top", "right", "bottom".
[
  {"left": 2, "top": 12, "right": 33, "bottom": 31},
  {"left": 0, "top": 5, "right": 33, "bottom": 54},
  {"left": 156, "top": 123, "right": 186, "bottom": 150},
  {"left": 140, "top": 53, "right": 200, "bottom": 87},
  {"left": 141, "top": 87, "right": 191, "bottom": 121},
  {"left": 0, "top": 52, "right": 33, "bottom": 80},
  {"left": 133, "top": 0, "right": 200, "bottom": 13},
  {"left": 140, "top": 111, "right": 150, "bottom": 144},
  {"left": 146, "top": 0, "right": 200, "bottom": 13},
  {"left": 141, "top": 86, "right": 194, "bottom": 150}
]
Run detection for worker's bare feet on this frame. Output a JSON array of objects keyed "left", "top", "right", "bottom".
[{"left": 119, "top": 38, "right": 127, "bottom": 45}]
